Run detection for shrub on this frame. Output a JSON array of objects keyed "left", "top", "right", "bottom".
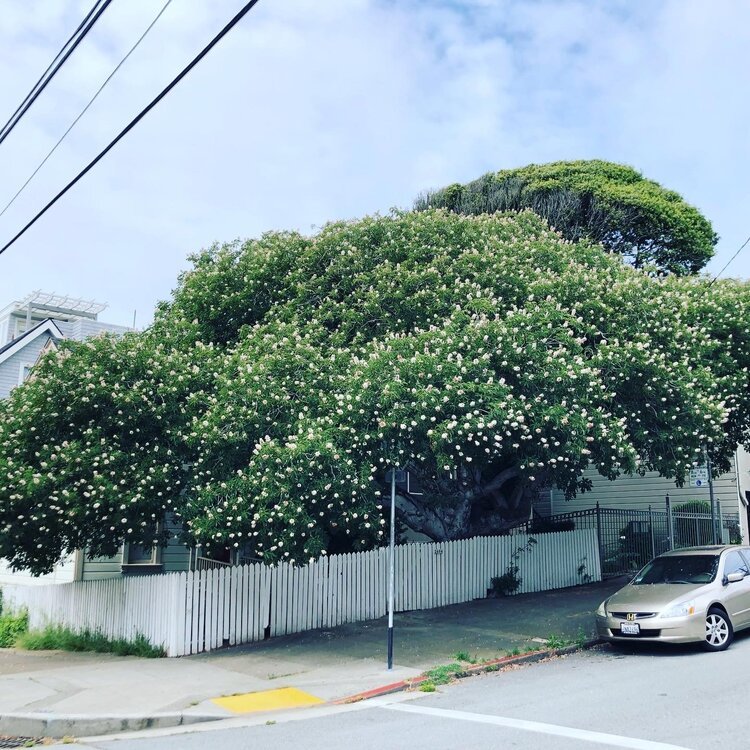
[
  {"left": 490, "top": 537, "right": 537, "bottom": 596},
  {"left": 673, "top": 500, "right": 714, "bottom": 547},
  {"left": 0, "top": 609, "right": 28, "bottom": 648},
  {"left": 16, "top": 627, "right": 165, "bottom": 658},
  {"left": 491, "top": 570, "right": 521, "bottom": 596}
]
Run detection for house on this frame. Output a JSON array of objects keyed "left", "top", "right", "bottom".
[
  {"left": 0, "top": 292, "right": 196, "bottom": 584},
  {"left": 533, "top": 446, "right": 750, "bottom": 544},
  {"left": 0, "top": 291, "right": 131, "bottom": 399}
]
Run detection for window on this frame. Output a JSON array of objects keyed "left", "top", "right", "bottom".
[
  {"left": 633, "top": 555, "right": 719, "bottom": 585},
  {"left": 17, "top": 362, "right": 34, "bottom": 385},
  {"left": 122, "top": 523, "right": 163, "bottom": 567},
  {"left": 723, "top": 550, "right": 749, "bottom": 578},
  {"left": 124, "top": 543, "right": 158, "bottom": 565}
]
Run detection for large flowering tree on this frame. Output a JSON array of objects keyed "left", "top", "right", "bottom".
[{"left": 1, "top": 209, "right": 748, "bottom": 573}]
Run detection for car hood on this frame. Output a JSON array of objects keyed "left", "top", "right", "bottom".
[{"left": 606, "top": 583, "right": 705, "bottom": 612}]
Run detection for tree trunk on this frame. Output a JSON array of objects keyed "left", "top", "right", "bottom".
[{"left": 392, "top": 467, "right": 542, "bottom": 541}]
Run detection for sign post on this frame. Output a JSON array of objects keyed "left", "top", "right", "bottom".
[
  {"left": 689, "top": 467, "right": 708, "bottom": 488},
  {"left": 692, "top": 450, "right": 717, "bottom": 544},
  {"left": 705, "top": 448, "right": 718, "bottom": 544},
  {"left": 387, "top": 467, "right": 396, "bottom": 670}
]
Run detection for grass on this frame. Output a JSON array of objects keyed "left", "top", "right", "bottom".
[
  {"left": 422, "top": 663, "right": 466, "bottom": 686},
  {"left": 16, "top": 627, "right": 166, "bottom": 658},
  {"left": 0, "top": 601, "right": 164, "bottom": 657},
  {"left": 453, "top": 650, "right": 477, "bottom": 664},
  {"left": 415, "top": 631, "right": 597, "bottom": 694},
  {"left": 544, "top": 634, "right": 571, "bottom": 650},
  {"left": 575, "top": 628, "right": 589, "bottom": 649},
  {"left": 0, "top": 608, "right": 28, "bottom": 647}
]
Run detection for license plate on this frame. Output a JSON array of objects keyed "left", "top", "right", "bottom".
[{"left": 620, "top": 621, "right": 640, "bottom": 635}]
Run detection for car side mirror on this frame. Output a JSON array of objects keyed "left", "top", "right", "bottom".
[{"left": 725, "top": 572, "right": 744, "bottom": 585}]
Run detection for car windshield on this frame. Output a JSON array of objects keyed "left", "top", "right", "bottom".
[{"left": 632, "top": 554, "right": 719, "bottom": 585}]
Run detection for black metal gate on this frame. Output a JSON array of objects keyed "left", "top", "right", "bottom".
[{"left": 515, "top": 502, "right": 741, "bottom": 578}]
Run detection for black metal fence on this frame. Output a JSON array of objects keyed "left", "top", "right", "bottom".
[{"left": 512, "top": 502, "right": 742, "bottom": 578}]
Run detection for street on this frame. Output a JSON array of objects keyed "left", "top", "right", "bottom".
[{"left": 68, "top": 632, "right": 750, "bottom": 750}]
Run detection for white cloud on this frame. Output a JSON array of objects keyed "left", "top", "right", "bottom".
[{"left": 0, "top": 0, "right": 748, "bottom": 326}]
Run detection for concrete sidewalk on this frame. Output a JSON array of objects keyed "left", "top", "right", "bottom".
[{"left": 0, "top": 578, "right": 625, "bottom": 739}]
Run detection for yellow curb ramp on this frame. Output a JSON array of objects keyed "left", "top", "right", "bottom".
[{"left": 211, "top": 687, "right": 324, "bottom": 714}]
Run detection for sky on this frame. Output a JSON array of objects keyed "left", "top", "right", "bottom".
[{"left": 0, "top": 0, "right": 748, "bottom": 328}]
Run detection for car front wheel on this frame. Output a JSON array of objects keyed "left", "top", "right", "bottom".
[{"left": 704, "top": 607, "right": 733, "bottom": 652}]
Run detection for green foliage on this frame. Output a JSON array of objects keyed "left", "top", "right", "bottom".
[
  {"left": 453, "top": 650, "right": 477, "bottom": 663},
  {"left": 419, "top": 681, "right": 437, "bottom": 692},
  {"left": 491, "top": 537, "right": 537, "bottom": 595},
  {"left": 414, "top": 160, "right": 717, "bottom": 275},
  {"left": 673, "top": 500, "right": 711, "bottom": 515},
  {"left": 0, "top": 608, "right": 28, "bottom": 648},
  {"left": 575, "top": 628, "right": 588, "bottom": 649},
  {"left": 0, "top": 208, "right": 748, "bottom": 571},
  {"left": 673, "top": 499, "right": 715, "bottom": 547},
  {"left": 422, "top": 663, "right": 465, "bottom": 685},
  {"left": 577, "top": 557, "right": 592, "bottom": 584},
  {"left": 545, "top": 634, "right": 570, "bottom": 649},
  {"left": 491, "top": 570, "right": 522, "bottom": 597},
  {"left": 15, "top": 627, "right": 165, "bottom": 657}
]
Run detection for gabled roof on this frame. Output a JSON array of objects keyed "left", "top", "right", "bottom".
[{"left": 0, "top": 318, "right": 64, "bottom": 366}]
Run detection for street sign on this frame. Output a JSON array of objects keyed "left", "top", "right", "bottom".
[{"left": 689, "top": 467, "right": 709, "bottom": 487}]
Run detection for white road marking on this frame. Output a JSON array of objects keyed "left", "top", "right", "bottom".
[{"left": 385, "top": 704, "right": 693, "bottom": 750}]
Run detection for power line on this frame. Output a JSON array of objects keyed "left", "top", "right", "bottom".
[
  {"left": 0, "top": 0, "right": 263, "bottom": 258},
  {"left": 0, "top": 0, "right": 106, "bottom": 143},
  {"left": 706, "top": 233, "right": 750, "bottom": 288},
  {"left": 0, "top": 0, "right": 113, "bottom": 147},
  {"left": 0, "top": 0, "right": 174, "bottom": 220}
]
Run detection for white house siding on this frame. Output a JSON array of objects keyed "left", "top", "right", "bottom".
[
  {"left": 0, "top": 331, "right": 54, "bottom": 398},
  {"left": 57, "top": 319, "right": 130, "bottom": 340},
  {"left": 545, "top": 466, "right": 739, "bottom": 516},
  {"left": 0, "top": 554, "right": 76, "bottom": 586}
]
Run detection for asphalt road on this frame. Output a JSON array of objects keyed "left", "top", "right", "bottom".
[{"left": 69, "top": 632, "right": 750, "bottom": 750}]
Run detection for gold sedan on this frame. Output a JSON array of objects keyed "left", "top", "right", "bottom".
[{"left": 596, "top": 545, "right": 750, "bottom": 651}]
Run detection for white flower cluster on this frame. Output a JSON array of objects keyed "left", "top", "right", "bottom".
[{"left": 1, "top": 209, "right": 747, "bottom": 573}]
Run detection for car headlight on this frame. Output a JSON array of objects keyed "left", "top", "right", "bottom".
[
  {"left": 596, "top": 600, "right": 608, "bottom": 616},
  {"left": 660, "top": 600, "right": 696, "bottom": 618}
]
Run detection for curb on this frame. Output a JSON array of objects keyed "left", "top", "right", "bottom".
[
  {"left": 0, "top": 639, "right": 605, "bottom": 737},
  {"left": 334, "top": 638, "right": 603, "bottom": 705},
  {"left": 0, "top": 711, "right": 223, "bottom": 739}
]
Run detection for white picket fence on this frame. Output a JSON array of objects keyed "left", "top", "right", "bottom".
[{"left": 1, "top": 529, "right": 600, "bottom": 657}]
